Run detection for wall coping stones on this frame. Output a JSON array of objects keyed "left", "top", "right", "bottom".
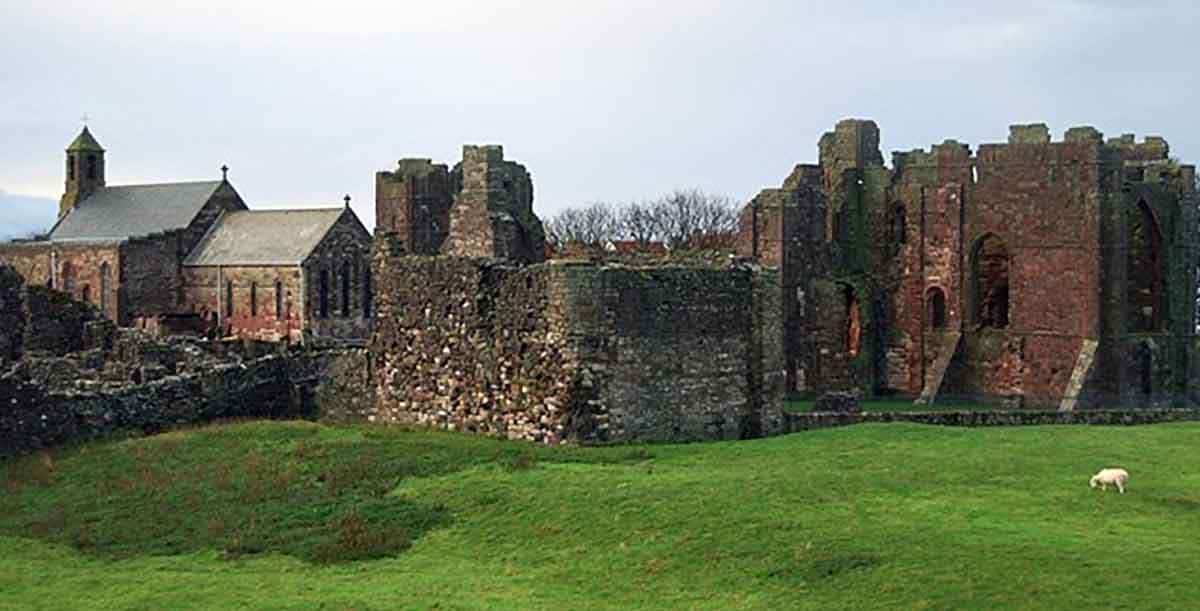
[{"left": 785, "top": 409, "right": 1200, "bottom": 433}]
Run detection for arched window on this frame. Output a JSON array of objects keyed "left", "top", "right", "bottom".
[
  {"left": 341, "top": 262, "right": 351, "bottom": 317},
  {"left": 275, "top": 280, "right": 284, "bottom": 320},
  {"left": 86, "top": 155, "right": 97, "bottom": 180},
  {"left": 362, "top": 268, "right": 372, "bottom": 318},
  {"left": 81, "top": 284, "right": 91, "bottom": 304},
  {"left": 319, "top": 270, "right": 330, "bottom": 319},
  {"left": 926, "top": 287, "right": 947, "bottom": 329},
  {"left": 1127, "top": 201, "right": 1165, "bottom": 332},
  {"left": 225, "top": 280, "right": 234, "bottom": 318},
  {"left": 61, "top": 262, "right": 75, "bottom": 294},
  {"left": 844, "top": 284, "right": 861, "bottom": 357},
  {"left": 250, "top": 282, "right": 258, "bottom": 317},
  {"left": 67, "top": 155, "right": 76, "bottom": 181},
  {"left": 99, "top": 262, "right": 110, "bottom": 317},
  {"left": 973, "top": 235, "right": 1010, "bottom": 329}
]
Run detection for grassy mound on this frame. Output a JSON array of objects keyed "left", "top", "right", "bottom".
[{"left": 3, "top": 421, "right": 1200, "bottom": 609}]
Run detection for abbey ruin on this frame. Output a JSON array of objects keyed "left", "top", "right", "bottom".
[
  {"left": 2, "top": 120, "right": 1199, "bottom": 452},
  {"left": 738, "top": 120, "right": 1198, "bottom": 409}
]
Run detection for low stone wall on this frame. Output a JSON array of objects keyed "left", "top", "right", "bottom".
[
  {"left": 0, "top": 351, "right": 341, "bottom": 458},
  {"left": 784, "top": 409, "right": 1200, "bottom": 432}
]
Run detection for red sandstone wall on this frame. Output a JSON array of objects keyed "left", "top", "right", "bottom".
[{"left": 182, "top": 266, "right": 305, "bottom": 341}]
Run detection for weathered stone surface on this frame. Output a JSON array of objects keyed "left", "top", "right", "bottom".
[
  {"left": 784, "top": 408, "right": 1200, "bottom": 432},
  {"left": 814, "top": 391, "right": 860, "bottom": 413},
  {"left": 365, "top": 248, "right": 783, "bottom": 444},
  {"left": 737, "top": 120, "right": 1198, "bottom": 409}
]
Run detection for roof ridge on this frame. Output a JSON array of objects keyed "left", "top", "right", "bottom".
[
  {"left": 103, "top": 180, "right": 223, "bottom": 189},
  {"left": 228, "top": 207, "right": 346, "bottom": 213}
]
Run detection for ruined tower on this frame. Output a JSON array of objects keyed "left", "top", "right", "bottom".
[
  {"left": 442, "top": 145, "right": 546, "bottom": 264},
  {"left": 375, "top": 145, "right": 546, "bottom": 264},
  {"left": 59, "top": 126, "right": 106, "bottom": 219},
  {"left": 374, "top": 159, "right": 453, "bottom": 254}
]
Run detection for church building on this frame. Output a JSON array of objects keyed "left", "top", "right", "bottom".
[{"left": 0, "top": 127, "right": 372, "bottom": 342}]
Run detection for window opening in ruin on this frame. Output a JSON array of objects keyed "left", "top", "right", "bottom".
[
  {"left": 892, "top": 205, "right": 906, "bottom": 245},
  {"left": 67, "top": 155, "right": 75, "bottom": 181},
  {"left": 99, "top": 262, "right": 110, "bottom": 316},
  {"left": 250, "top": 282, "right": 258, "bottom": 317},
  {"left": 927, "top": 287, "right": 947, "bottom": 329},
  {"left": 81, "top": 284, "right": 91, "bottom": 304},
  {"left": 844, "top": 285, "right": 861, "bottom": 358},
  {"left": 275, "top": 281, "right": 283, "bottom": 320},
  {"left": 1127, "top": 201, "right": 1165, "bottom": 332},
  {"left": 341, "top": 262, "right": 351, "bottom": 317},
  {"left": 86, "top": 155, "right": 97, "bottom": 180},
  {"left": 363, "top": 269, "right": 372, "bottom": 318},
  {"left": 972, "top": 235, "right": 1010, "bottom": 329},
  {"left": 319, "top": 270, "right": 330, "bottom": 319},
  {"left": 225, "top": 281, "right": 234, "bottom": 318},
  {"left": 1139, "top": 346, "right": 1153, "bottom": 396}
]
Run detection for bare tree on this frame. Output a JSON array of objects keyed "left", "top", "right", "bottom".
[
  {"left": 546, "top": 202, "right": 619, "bottom": 248},
  {"left": 546, "top": 189, "right": 740, "bottom": 254},
  {"left": 650, "top": 188, "right": 739, "bottom": 250},
  {"left": 618, "top": 201, "right": 660, "bottom": 246}
]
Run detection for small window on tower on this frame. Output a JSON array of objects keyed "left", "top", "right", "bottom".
[
  {"left": 86, "top": 155, "right": 97, "bottom": 180},
  {"left": 67, "top": 155, "right": 76, "bottom": 181}
]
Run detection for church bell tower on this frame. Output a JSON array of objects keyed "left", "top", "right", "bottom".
[{"left": 59, "top": 126, "right": 106, "bottom": 219}]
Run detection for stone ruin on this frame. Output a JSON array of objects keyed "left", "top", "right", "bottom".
[
  {"left": 367, "top": 145, "right": 785, "bottom": 443},
  {"left": 5, "top": 119, "right": 1200, "bottom": 455},
  {"left": 737, "top": 120, "right": 1199, "bottom": 410}
]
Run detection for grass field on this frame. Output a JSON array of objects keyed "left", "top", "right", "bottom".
[{"left": 2, "top": 420, "right": 1199, "bottom": 609}]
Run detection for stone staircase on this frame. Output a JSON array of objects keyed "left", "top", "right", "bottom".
[
  {"left": 915, "top": 332, "right": 961, "bottom": 406},
  {"left": 1058, "top": 339, "right": 1099, "bottom": 412}
]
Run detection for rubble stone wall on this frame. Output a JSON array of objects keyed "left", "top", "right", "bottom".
[
  {"left": 0, "top": 350, "right": 340, "bottom": 459},
  {"left": 368, "top": 254, "right": 783, "bottom": 444}
]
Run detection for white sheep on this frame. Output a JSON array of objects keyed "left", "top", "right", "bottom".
[{"left": 1089, "top": 468, "right": 1129, "bottom": 494}]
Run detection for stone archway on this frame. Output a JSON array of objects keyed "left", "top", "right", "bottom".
[
  {"left": 926, "top": 287, "right": 947, "bottom": 330},
  {"left": 1128, "top": 201, "right": 1165, "bottom": 332},
  {"left": 972, "top": 235, "right": 1009, "bottom": 329},
  {"left": 844, "top": 284, "right": 861, "bottom": 358}
]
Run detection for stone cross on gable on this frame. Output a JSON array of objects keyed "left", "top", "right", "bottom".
[
  {"left": 221, "top": 165, "right": 229, "bottom": 181},
  {"left": 80, "top": 113, "right": 90, "bottom": 126}
]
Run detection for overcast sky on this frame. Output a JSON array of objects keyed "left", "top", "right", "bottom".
[{"left": 2, "top": 1, "right": 1197, "bottom": 237}]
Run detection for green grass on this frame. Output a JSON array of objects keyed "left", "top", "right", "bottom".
[
  {"left": 785, "top": 397, "right": 999, "bottom": 413},
  {"left": 3, "top": 420, "right": 1200, "bottom": 609}
]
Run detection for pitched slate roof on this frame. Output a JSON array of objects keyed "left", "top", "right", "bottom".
[
  {"left": 50, "top": 181, "right": 224, "bottom": 242},
  {"left": 184, "top": 208, "right": 349, "bottom": 266},
  {"left": 66, "top": 127, "right": 104, "bottom": 152}
]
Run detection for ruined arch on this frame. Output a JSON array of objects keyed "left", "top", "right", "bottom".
[
  {"left": 1127, "top": 200, "right": 1165, "bottom": 332},
  {"left": 926, "top": 286, "right": 947, "bottom": 330},
  {"left": 972, "top": 234, "right": 1009, "bottom": 329}
]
